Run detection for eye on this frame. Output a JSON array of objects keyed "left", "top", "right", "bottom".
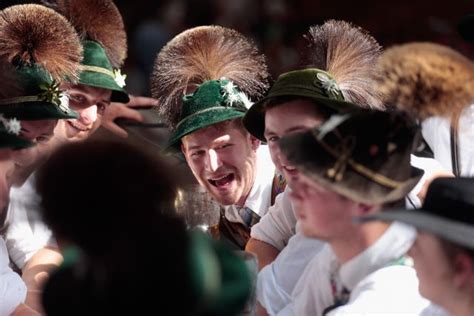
[
  {"left": 97, "top": 102, "right": 108, "bottom": 114},
  {"left": 69, "top": 94, "right": 86, "bottom": 105},
  {"left": 266, "top": 135, "right": 279, "bottom": 143},
  {"left": 191, "top": 150, "right": 205, "bottom": 157},
  {"left": 36, "top": 135, "right": 52, "bottom": 144}
]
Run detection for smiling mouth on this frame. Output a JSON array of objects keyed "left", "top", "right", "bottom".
[
  {"left": 208, "top": 174, "right": 235, "bottom": 188},
  {"left": 67, "top": 120, "right": 90, "bottom": 132}
]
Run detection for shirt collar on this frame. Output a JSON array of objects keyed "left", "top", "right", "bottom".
[{"left": 339, "top": 221, "right": 416, "bottom": 290}]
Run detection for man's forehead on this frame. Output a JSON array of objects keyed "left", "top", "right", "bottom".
[
  {"left": 65, "top": 83, "right": 112, "bottom": 100},
  {"left": 183, "top": 124, "right": 244, "bottom": 148}
]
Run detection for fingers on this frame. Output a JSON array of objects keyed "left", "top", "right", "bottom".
[{"left": 123, "top": 95, "right": 159, "bottom": 107}]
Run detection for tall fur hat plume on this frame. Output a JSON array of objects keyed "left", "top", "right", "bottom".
[
  {"left": 304, "top": 20, "right": 384, "bottom": 109},
  {"left": 376, "top": 42, "right": 474, "bottom": 120},
  {"left": 43, "top": 0, "right": 127, "bottom": 68},
  {"left": 151, "top": 25, "right": 270, "bottom": 128},
  {"left": 0, "top": 4, "right": 83, "bottom": 82}
]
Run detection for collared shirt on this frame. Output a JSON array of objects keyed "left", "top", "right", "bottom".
[
  {"left": 224, "top": 145, "right": 275, "bottom": 226},
  {"left": 420, "top": 304, "right": 449, "bottom": 316},
  {"left": 278, "top": 222, "right": 430, "bottom": 315}
]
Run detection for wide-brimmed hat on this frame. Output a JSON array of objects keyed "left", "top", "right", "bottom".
[
  {"left": 279, "top": 110, "right": 423, "bottom": 205},
  {"left": 358, "top": 177, "right": 474, "bottom": 250},
  {"left": 47, "top": 0, "right": 130, "bottom": 103},
  {"left": 166, "top": 79, "right": 251, "bottom": 151},
  {"left": 243, "top": 20, "right": 384, "bottom": 141},
  {"left": 0, "top": 4, "right": 83, "bottom": 120}
]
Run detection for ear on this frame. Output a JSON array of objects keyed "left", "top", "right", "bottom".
[
  {"left": 248, "top": 134, "right": 260, "bottom": 152},
  {"left": 181, "top": 142, "right": 190, "bottom": 163},
  {"left": 453, "top": 252, "right": 474, "bottom": 288},
  {"left": 354, "top": 203, "right": 380, "bottom": 216}
]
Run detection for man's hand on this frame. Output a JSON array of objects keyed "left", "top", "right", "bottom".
[
  {"left": 11, "top": 303, "right": 41, "bottom": 316},
  {"left": 102, "top": 95, "right": 159, "bottom": 138}
]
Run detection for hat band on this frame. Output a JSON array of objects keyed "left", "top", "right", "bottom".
[
  {"left": 175, "top": 106, "right": 244, "bottom": 130},
  {"left": 0, "top": 96, "right": 43, "bottom": 105},
  {"left": 81, "top": 65, "right": 115, "bottom": 79},
  {"left": 317, "top": 138, "right": 404, "bottom": 189}
]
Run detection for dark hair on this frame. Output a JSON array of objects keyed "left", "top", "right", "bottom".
[{"left": 36, "top": 139, "right": 180, "bottom": 255}]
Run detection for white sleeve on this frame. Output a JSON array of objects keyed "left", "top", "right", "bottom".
[
  {"left": 250, "top": 189, "right": 297, "bottom": 250},
  {"left": 5, "top": 174, "right": 56, "bottom": 269},
  {"left": 407, "top": 155, "right": 448, "bottom": 209},
  {"left": 328, "top": 266, "right": 430, "bottom": 315},
  {"left": 257, "top": 233, "right": 325, "bottom": 315},
  {"left": 0, "top": 238, "right": 27, "bottom": 316}
]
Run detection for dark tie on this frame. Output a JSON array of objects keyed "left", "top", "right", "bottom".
[{"left": 238, "top": 207, "right": 259, "bottom": 227}]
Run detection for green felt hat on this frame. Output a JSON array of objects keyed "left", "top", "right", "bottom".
[
  {"left": 166, "top": 79, "right": 252, "bottom": 152},
  {"left": 79, "top": 41, "right": 129, "bottom": 104},
  {"left": 0, "top": 64, "right": 79, "bottom": 121},
  {"left": 188, "top": 231, "right": 251, "bottom": 316},
  {"left": 279, "top": 110, "right": 423, "bottom": 205},
  {"left": 243, "top": 68, "right": 359, "bottom": 141}
]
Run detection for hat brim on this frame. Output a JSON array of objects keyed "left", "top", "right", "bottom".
[
  {"left": 357, "top": 210, "right": 474, "bottom": 250},
  {"left": 243, "top": 93, "right": 359, "bottom": 142},
  {"left": 0, "top": 102, "right": 78, "bottom": 120},
  {"left": 164, "top": 108, "right": 246, "bottom": 153},
  {"left": 279, "top": 130, "right": 422, "bottom": 205},
  {"left": 79, "top": 71, "right": 130, "bottom": 104}
]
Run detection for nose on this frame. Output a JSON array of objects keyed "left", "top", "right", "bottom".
[
  {"left": 78, "top": 105, "right": 98, "bottom": 125},
  {"left": 207, "top": 149, "right": 222, "bottom": 172}
]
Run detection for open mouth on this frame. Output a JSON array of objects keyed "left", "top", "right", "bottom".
[
  {"left": 67, "top": 120, "right": 90, "bottom": 132},
  {"left": 208, "top": 173, "right": 235, "bottom": 188}
]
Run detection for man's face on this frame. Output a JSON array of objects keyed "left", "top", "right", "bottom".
[
  {"left": 60, "top": 83, "right": 112, "bottom": 142},
  {"left": 289, "top": 172, "right": 358, "bottom": 240},
  {"left": 182, "top": 122, "right": 259, "bottom": 206},
  {"left": 264, "top": 99, "right": 325, "bottom": 175},
  {"left": 408, "top": 232, "right": 456, "bottom": 305}
]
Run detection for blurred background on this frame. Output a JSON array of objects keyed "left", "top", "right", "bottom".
[{"left": 2, "top": 0, "right": 473, "bottom": 97}]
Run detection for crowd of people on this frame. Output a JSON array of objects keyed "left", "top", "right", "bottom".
[{"left": 0, "top": 1, "right": 473, "bottom": 316}]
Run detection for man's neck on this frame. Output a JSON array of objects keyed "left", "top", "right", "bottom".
[{"left": 330, "top": 222, "right": 390, "bottom": 264}]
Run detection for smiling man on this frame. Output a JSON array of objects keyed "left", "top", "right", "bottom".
[{"left": 152, "top": 26, "right": 275, "bottom": 249}]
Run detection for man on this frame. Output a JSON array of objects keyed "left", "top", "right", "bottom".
[
  {"left": 0, "top": 4, "right": 85, "bottom": 315},
  {"left": 276, "top": 110, "right": 429, "bottom": 315},
  {"left": 241, "top": 20, "right": 384, "bottom": 314},
  {"left": 151, "top": 25, "right": 275, "bottom": 249},
  {"left": 4, "top": 0, "right": 154, "bottom": 313}
]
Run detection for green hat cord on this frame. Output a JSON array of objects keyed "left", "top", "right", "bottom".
[
  {"left": 0, "top": 64, "right": 78, "bottom": 121},
  {"left": 79, "top": 41, "right": 129, "bottom": 103},
  {"left": 243, "top": 68, "right": 359, "bottom": 141},
  {"left": 0, "top": 114, "right": 35, "bottom": 149},
  {"left": 166, "top": 78, "right": 252, "bottom": 152}
]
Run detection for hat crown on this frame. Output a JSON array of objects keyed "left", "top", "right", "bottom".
[
  {"left": 81, "top": 41, "right": 113, "bottom": 71},
  {"left": 180, "top": 79, "right": 248, "bottom": 120},
  {"left": 423, "top": 177, "right": 474, "bottom": 224},
  {"left": 270, "top": 68, "right": 345, "bottom": 102}
]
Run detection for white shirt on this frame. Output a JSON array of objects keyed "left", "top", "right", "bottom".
[
  {"left": 0, "top": 237, "right": 27, "bottom": 316},
  {"left": 421, "top": 104, "right": 474, "bottom": 176},
  {"left": 224, "top": 145, "right": 275, "bottom": 225},
  {"left": 6, "top": 173, "right": 55, "bottom": 269},
  {"left": 278, "top": 222, "right": 430, "bottom": 315},
  {"left": 420, "top": 304, "right": 449, "bottom": 316}
]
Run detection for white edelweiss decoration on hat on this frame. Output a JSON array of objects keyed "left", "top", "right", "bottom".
[
  {"left": 113, "top": 69, "right": 127, "bottom": 88},
  {"left": 0, "top": 114, "right": 21, "bottom": 135},
  {"left": 58, "top": 92, "right": 71, "bottom": 114},
  {"left": 317, "top": 72, "right": 341, "bottom": 98},
  {"left": 222, "top": 79, "right": 252, "bottom": 109}
]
